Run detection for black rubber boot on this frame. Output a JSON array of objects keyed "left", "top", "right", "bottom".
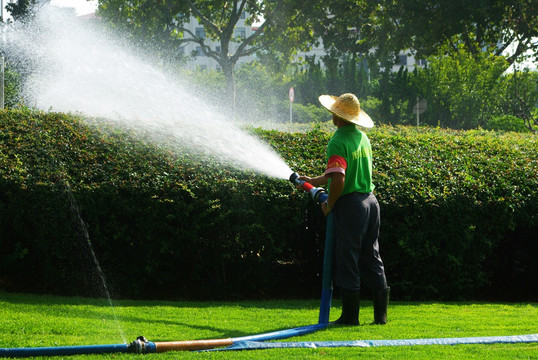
[
  {"left": 333, "top": 289, "right": 360, "bottom": 325},
  {"left": 373, "top": 286, "right": 390, "bottom": 325}
]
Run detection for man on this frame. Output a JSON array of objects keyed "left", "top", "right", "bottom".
[{"left": 298, "top": 93, "right": 389, "bottom": 325}]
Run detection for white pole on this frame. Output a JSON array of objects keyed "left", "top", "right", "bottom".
[
  {"left": 289, "top": 100, "right": 292, "bottom": 124},
  {"left": 288, "top": 87, "right": 294, "bottom": 124},
  {"left": 1, "top": 56, "right": 4, "bottom": 110}
]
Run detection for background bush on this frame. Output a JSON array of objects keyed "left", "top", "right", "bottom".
[
  {"left": 2, "top": 64, "right": 22, "bottom": 108},
  {"left": 291, "top": 103, "right": 329, "bottom": 124},
  {"left": 485, "top": 115, "right": 534, "bottom": 133},
  {"left": 1, "top": 109, "right": 536, "bottom": 301}
]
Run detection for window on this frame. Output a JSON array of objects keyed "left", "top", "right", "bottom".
[
  {"left": 216, "top": 46, "right": 221, "bottom": 52},
  {"left": 195, "top": 27, "right": 206, "bottom": 39},
  {"left": 398, "top": 55, "right": 407, "bottom": 66},
  {"left": 234, "top": 27, "right": 246, "bottom": 39},
  {"left": 195, "top": 46, "right": 203, "bottom": 56}
]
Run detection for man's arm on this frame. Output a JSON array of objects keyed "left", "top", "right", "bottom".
[{"left": 323, "top": 172, "right": 344, "bottom": 216}]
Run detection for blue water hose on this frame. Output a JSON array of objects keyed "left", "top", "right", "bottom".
[
  {"left": 232, "top": 323, "right": 328, "bottom": 343},
  {"left": 318, "top": 211, "right": 334, "bottom": 324},
  {"left": 288, "top": 172, "right": 333, "bottom": 324},
  {"left": 0, "top": 343, "right": 130, "bottom": 357},
  {"left": 223, "top": 333, "right": 538, "bottom": 350}
]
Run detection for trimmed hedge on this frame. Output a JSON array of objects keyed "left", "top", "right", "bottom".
[{"left": 1, "top": 109, "right": 536, "bottom": 301}]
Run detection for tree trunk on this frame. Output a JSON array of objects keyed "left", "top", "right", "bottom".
[{"left": 220, "top": 58, "right": 236, "bottom": 119}]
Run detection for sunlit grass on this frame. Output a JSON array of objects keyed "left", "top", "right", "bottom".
[{"left": 1, "top": 292, "right": 536, "bottom": 359}]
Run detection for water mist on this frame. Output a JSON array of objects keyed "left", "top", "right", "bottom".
[
  {"left": 4, "top": 5, "right": 292, "bottom": 179},
  {"left": 2, "top": 4, "right": 292, "bottom": 346}
]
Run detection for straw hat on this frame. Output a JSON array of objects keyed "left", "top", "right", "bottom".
[{"left": 319, "top": 93, "right": 374, "bottom": 128}]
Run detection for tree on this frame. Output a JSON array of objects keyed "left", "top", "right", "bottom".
[
  {"left": 503, "top": 69, "right": 538, "bottom": 133},
  {"left": 303, "top": 1, "right": 537, "bottom": 73},
  {"left": 413, "top": 46, "right": 509, "bottom": 129},
  {"left": 5, "top": 0, "right": 38, "bottom": 22},
  {"left": 96, "top": 0, "right": 315, "bottom": 114},
  {"left": 296, "top": 1, "right": 382, "bottom": 82},
  {"left": 374, "top": 0, "right": 538, "bottom": 69},
  {"left": 300, "top": 0, "right": 536, "bottom": 130}
]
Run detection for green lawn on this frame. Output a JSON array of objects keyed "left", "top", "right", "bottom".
[{"left": 0, "top": 292, "right": 536, "bottom": 359}]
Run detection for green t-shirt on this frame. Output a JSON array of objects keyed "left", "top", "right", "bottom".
[{"left": 325, "top": 125, "right": 374, "bottom": 195}]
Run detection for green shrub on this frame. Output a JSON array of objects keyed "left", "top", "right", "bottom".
[
  {"left": 2, "top": 65, "right": 22, "bottom": 108},
  {"left": 369, "top": 126, "right": 537, "bottom": 300},
  {"left": 291, "top": 103, "right": 329, "bottom": 123},
  {"left": 1, "top": 109, "right": 536, "bottom": 301},
  {"left": 485, "top": 115, "right": 534, "bottom": 133}
]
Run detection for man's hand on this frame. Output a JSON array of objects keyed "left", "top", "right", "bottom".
[
  {"left": 321, "top": 201, "right": 331, "bottom": 217},
  {"left": 294, "top": 176, "right": 312, "bottom": 190}
]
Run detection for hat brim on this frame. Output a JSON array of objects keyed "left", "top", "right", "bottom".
[{"left": 319, "top": 95, "right": 374, "bottom": 128}]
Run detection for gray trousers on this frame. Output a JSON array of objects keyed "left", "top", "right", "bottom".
[{"left": 333, "top": 192, "right": 387, "bottom": 292}]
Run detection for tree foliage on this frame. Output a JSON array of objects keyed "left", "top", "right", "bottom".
[
  {"left": 380, "top": 0, "right": 538, "bottom": 67},
  {"left": 5, "top": 0, "right": 37, "bottom": 22},
  {"left": 304, "top": 0, "right": 537, "bottom": 72},
  {"left": 506, "top": 69, "right": 538, "bottom": 132},
  {"left": 413, "top": 46, "right": 509, "bottom": 129}
]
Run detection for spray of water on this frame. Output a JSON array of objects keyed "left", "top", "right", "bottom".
[
  {"left": 63, "top": 179, "right": 127, "bottom": 344},
  {"left": 3, "top": 5, "right": 292, "bottom": 343},
  {"left": 5, "top": 5, "right": 292, "bottom": 179}
]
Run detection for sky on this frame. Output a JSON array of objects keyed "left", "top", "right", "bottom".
[{"left": 50, "top": 0, "right": 97, "bottom": 16}]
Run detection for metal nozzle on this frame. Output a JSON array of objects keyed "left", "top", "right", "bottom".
[
  {"left": 289, "top": 172, "right": 299, "bottom": 184},
  {"left": 289, "top": 171, "right": 328, "bottom": 205}
]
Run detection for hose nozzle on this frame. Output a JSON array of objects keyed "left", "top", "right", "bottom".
[
  {"left": 289, "top": 171, "right": 328, "bottom": 205},
  {"left": 289, "top": 172, "right": 300, "bottom": 184}
]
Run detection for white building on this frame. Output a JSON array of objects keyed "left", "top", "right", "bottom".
[
  {"left": 182, "top": 14, "right": 424, "bottom": 73},
  {"left": 391, "top": 53, "right": 427, "bottom": 72}
]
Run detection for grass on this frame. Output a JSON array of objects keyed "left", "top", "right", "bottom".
[{"left": 0, "top": 292, "right": 536, "bottom": 359}]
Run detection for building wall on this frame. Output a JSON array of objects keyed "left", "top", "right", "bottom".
[{"left": 177, "top": 14, "right": 425, "bottom": 72}]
